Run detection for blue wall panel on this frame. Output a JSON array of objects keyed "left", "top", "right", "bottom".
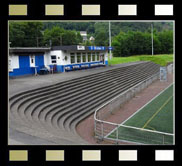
[
  {"left": 56, "top": 65, "right": 64, "bottom": 72},
  {"left": 105, "top": 60, "right": 108, "bottom": 65},
  {"left": 11, "top": 55, "right": 34, "bottom": 76},
  {"left": 49, "top": 65, "right": 64, "bottom": 73},
  {"left": 10, "top": 68, "right": 34, "bottom": 76},
  {"left": 64, "top": 61, "right": 105, "bottom": 72},
  {"left": 19, "top": 55, "right": 30, "bottom": 68},
  {"left": 9, "top": 54, "right": 45, "bottom": 77},
  {"left": 35, "top": 54, "right": 44, "bottom": 72}
]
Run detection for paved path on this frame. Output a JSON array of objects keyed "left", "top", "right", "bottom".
[{"left": 9, "top": 62, "right": 142, "bottom": 96}]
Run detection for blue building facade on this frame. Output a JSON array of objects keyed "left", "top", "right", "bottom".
[
  {"left": 9, "top": 54, "right": 44, "bottom": 77},
  {"left": 9, "top": 46, "right": 110, "bottom": 77}
]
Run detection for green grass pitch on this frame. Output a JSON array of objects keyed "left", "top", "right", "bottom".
[{"left": 107, "top": 84, "right": 174, "bottom": 145}]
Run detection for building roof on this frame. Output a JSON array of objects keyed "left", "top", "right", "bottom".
[
  {"left": 89, "top": 36, "right": 95, "bottom": 41},
  {"left": 9, "top": 45, "right": 110, "bottom": 54},
  {"left": 80, "top": 31, "right": 87, "bottom": 36},
  {"left": 9, "top": 47, "right": 51, "bottom": 54}
]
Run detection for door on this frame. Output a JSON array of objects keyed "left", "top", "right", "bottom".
[
  {"left": 30, "top": 55, "right": 35, "bottom": 67},
  {"left": 100, "top": 54, "right": 105, "bottom": 64}
]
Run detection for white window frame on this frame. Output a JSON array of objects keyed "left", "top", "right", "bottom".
[
  {"left": 91, "top": 53, "right": 93, "bottom": 62},
  {"left": 96, "top": 52, "right": 100, "bottom": 61},
  {"left": 82, "top": 53, "right": 86, "bottom": 63},
  {"left": 92, "top": 52, "right": 96, "bottom": 62},
  {"left": 9, "top": 56, "right": 13, "bottom": 72},
  {"left": 81, "top": 53, "right": 83, "bottom": 63},
  {"left": 76, "top": 53, "right": 81, "bottom": 64},
  {"left": 86, "top": 53, "right": 88, "bottom": 62},
  {"left": 30, "top": 55, "right": 35, "bottom": 67},
  {"left": 87, "top": 52, "right": 91, "bottom": 62},
  {"left": 51, "top": 55, "right": 57, "bottom": 64},
  {"left": 70, "top": 53, "right": 76, "bottom": 64}
]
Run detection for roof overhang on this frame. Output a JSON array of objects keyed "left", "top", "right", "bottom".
[{"left": 9, "top": 47, "right": 51, "bottom": 54}]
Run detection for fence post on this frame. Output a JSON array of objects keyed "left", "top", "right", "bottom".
[
  {"left": 94, "top": 121, "right": 96, "bottom": 137},
  {"left": 163, "top": 135, "right": 165, "bottom": 145},
  {"left": 110, "top": 102, "right": 113, "bottom": 115},
  {"left": 101, "top": 122, "right": 104, "bottom": 140},
  {"left": 116, "top": 125, "right": 119, "bottom": 144}
]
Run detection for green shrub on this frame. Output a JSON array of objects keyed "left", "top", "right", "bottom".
[{"left": 139, "top": 56, "right": 168, "bottom": 66}]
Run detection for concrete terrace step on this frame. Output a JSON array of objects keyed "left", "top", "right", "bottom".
[
  {"left": 31, "top": 65, "right": 152, "bottom": 123},
  {"left": 9, "top": 62, "right": 144, "bottom": 108},
  {"left": 9, "top": 61, "right": 145, "bottom": 98},
  {"left": 9, "top": 61, "right": 160, "bottom": 144},
  {"left": 10, "top": 64, "right": 146, "bottom": 128},
  {"left": 10, "top": 63, "right": 149, "bottom": 126},
  {"left": 19, "top": 63, "right": 156, "bottom": 131},
  {"left": 10, "top": 62, "right": 159, "bottom": 131},
  {"left": 62, "top": 67, "right": 158, "bottom": 132},
  {"left": 9, "top": 64, "right": 142, "bottom": 122}
]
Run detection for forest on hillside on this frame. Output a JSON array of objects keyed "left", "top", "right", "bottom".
[
  {"left": 9, "top": 21, "right": 173, "bottom": 56},
  {"left": 43, "top": 22, "right": 173, "bottom": 34}
]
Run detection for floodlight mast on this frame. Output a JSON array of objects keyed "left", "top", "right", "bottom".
[
  {"left": 151, "top": 23, "right": 154, "bottom": 56},
  {"left": 109, "top": 21, "right": 112, "bottom": 59}
]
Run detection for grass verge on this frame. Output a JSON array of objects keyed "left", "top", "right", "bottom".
[{"left": 108, "top": 54, "right": 174, "bottom": 66}]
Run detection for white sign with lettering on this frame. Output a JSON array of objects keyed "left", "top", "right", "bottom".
[{"left": 77, "top": 45, "right": 85, "bottom": 50}]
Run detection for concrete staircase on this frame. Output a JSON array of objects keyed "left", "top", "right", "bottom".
[{"left": 9, "top": 61, "right": 160, "bottom": 145}]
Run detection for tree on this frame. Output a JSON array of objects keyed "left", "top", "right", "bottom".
[
  {"left": 43, "top": 27, "right": 83, "bottom": 46},
  {"left": 62, "top": 30, "right": 78, "bottom": 45},
  {"left": 157, "top": 30, "right": 173, "bottom": 54},
  {"left": 112, "top": 31, "right": 128, "bottom": 57},
  {"left": 95, "top": 30, "right": 108, "bottom": 46},
  {"left": 9, "top": 22, "right": 44, "bottom": 47},
  {"left": 9, "top": 22, "right": 25, "bottom": 47},
  {"left": 112, "top": 30, "right": 173, "bottom": 57},
  {"left": 76, "top": 32, "right": 83, "bottom": 44},
  {"left": 43, "top": 26, "right": 65, "bottom": 46}
]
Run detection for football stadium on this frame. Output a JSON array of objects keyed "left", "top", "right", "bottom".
[{"left": 8, "top": 21, "right": 174, "bottom": 145}]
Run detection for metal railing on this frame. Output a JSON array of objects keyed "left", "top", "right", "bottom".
[{"left": 94, "top": 73, "right": 174, "bottom": 145}]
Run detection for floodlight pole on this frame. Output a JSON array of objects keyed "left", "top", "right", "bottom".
[
  {"left": 151, "top": 23, "right": 154, "bottom": 56},
  {"left": 109, "top": 21, "right": 112, "bottom": 60}
]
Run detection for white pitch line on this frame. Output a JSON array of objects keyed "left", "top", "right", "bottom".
[
  {"left": 121, "top": 83, "right": 173, "bottom": 125},
  {"left": 105, "top": 83, "right": 174, "bottom": 139}
]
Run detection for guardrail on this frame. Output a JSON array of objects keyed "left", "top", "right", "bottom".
[{"left": 94, "top": 72, "right": 174, "bottom": 145}]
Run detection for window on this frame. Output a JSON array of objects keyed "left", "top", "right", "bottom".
[
  {"left": 71, "top": 56, "right": 75, "bottom": 64},
  {"left": 92, "top": 53, "right": 96, "bottom": 61},
  {"left": 96, "top": 52, "right": 100, "bottom": 61},
  {"left": 100, "top": 54, "right": 104, "bottom": 61},
  {"left": 77, "top": 53, "right": 81, "bottom": 63},
  {"left": 70, "top": 53, "right": 75, "bottom": 64},
  {"left": 9, "top": 57, "right": 13, "bottom": 72},
  {"left": 51, "top": 55, "right": 57, "bottom": 64},
  {"left": 82, "top": 53, "right": 86, "bottom": 62},
  {"left": 88, "top": 53, "right": 91, "bottom": 62}
]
